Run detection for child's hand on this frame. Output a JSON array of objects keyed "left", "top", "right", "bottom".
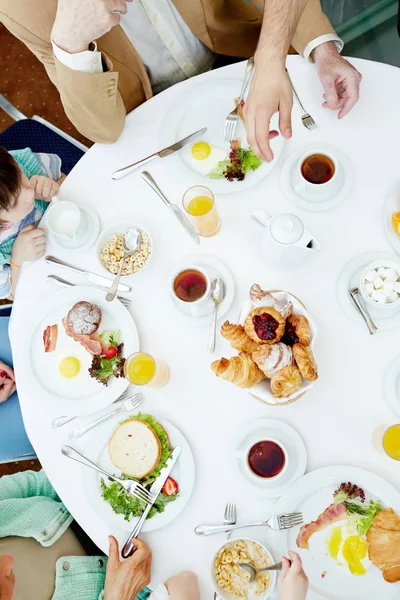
[
  {"left": 30, "top": 175, "right": 59, "bottom": 202},
  {"left": 0, "top": 361, "right": 16, "bottom": 404},
  {"left": 11, "top": 225, "right": 46, "bottom": 266},
  {"left": 278, "top": 551, "right": 309, "bottom": 600}
]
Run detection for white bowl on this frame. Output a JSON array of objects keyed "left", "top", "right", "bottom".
[
  {"left": 96, "top": 221, "right": 153, "bottom": 278},
  {"left": 211, "top": 537, "right": 276, "bottom": 600},
  {"left": 360, "top": 259, "right": 400, "bottom": 312}
]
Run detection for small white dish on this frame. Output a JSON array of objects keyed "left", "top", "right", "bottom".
[
  {"left": 359, "top": 259, "right": 400, "bottom": 314},
  {"left": 233, "top": 418, "right": 307, "bottom": 499},
  {"left": 96, "top": 221, "right": 153, "bottom": 278},
  {"left": 168, "top": 254, "right": 235, "bottom": 327},
  {"left": 385, "top": 188, "right": 400, "bottom": 255},
  {"left": 338, "top": 251, "right": 400, "bottom": 330},
  {"left": 280, "top": 143, "right": 354, "bottom": 212},
  {"left": 383, "top": 354, "right": 400, "bottom": 419},
  {"left": 211, "top": 537, "right": 277, "bottom": 600},
  {"left": 45, "top": 205, "right": 100, "bottom": 253}
]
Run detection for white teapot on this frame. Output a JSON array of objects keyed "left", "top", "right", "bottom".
[{"left": 252, "top": 208, "right": 320, "bottom": 269}]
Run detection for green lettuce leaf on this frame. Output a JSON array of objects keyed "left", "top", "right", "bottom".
[
  {"left": 207, "top": 160, "right": 230, "bottom": 179},
  {"left": 345, "top": 500, "right": 381, "bottom": 535},
  {"left": 100, "top": 330, "right": 121, "bottom": 347},
  {"left": 238, "top": 147, "right": 262, "bottom": 173}
]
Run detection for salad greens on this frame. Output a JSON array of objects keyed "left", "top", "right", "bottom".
[
  {"left": 101, "top": 414, "right": 177, "bottom": 522},
  {"left": 333, "top": 482, "right": 381, "bottom": 535},
  {"left": 208, "top": 140, "right": 262, "bottom": 182},
  {"left": 89, "top": 331, "right": 125, "bottom": 386},
  {"left": 100, "top": 330, "right": 121, "bottom": 346}
]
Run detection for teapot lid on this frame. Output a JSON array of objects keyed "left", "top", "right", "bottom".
[{"left": 270, "top": 213, "right": 304, "bottom": 245}]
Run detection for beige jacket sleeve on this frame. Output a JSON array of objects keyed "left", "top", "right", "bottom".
[{"left": 291, "top": 0, "right": 336, "bottom": 56}]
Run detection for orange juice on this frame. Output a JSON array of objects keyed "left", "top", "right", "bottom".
[
  {"left": 124, "top": 353, "right": 156, "bottom": 385},
  {"left": 183, "top": 185, "right": 220, "bottom": 237},
  {"left": 187, "top": 195, "right": 214, "bottom": 216},
  {"left": 383, "top": 425, "right": 400, "bottom": 460},
  {"left": 392, "top": 212, "right": 400, "bottom": 236}
]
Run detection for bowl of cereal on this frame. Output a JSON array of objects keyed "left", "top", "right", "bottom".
[
  {"left": 211, "top": 538, "right": 276, "bottom": 600},
  {"left": 97, "top": 222, "right": 152, "bottom": 277}
]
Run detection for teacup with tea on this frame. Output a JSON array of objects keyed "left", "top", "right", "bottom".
[
  {"left": 293, "top": 150, "right": 342, "bottom": 200},
  {"left": 236, "top": 437, "right": 288, "bottom": 481},
  {"left": 171, "top": 266, "right": 211, "bottom": 317}
]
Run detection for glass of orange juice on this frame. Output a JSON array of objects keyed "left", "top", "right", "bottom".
[
  {"left": 372, "top": 424, "right": 400, "bottom": 460},
  {"left": 182, "top": 185, "right": 220, "bottom": 237},
  {"left": 124, "top": 352, "right": 169, "bottom": 388}
]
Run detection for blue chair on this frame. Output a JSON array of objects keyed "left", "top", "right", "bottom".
[{"left": 0, "top": 305, "right": 36, "bottom": 463}]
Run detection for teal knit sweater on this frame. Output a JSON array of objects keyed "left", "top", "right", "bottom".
[{"left": 0, "top": 470, "right": 151, "bottom": 600}]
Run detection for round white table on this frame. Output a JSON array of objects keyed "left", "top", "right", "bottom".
[{"left": 9, "top": 55, "right": 400, "bottom": 598}]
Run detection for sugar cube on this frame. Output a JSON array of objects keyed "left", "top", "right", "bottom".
[
  {"left": 364, "top": 282, "right": 374, "bottom": 296},
  {"left": 365, "top": 270, "right": 377, "bottom": 282},
  {"left": 385, "top": 290, "right": 399, "bottom": 303},
  {"left": 385, "top": 267, "right": 398, "bottom": 281},
  {"left": 383, "top": 279, "right": 396, "bottom": 292},
  {"left": 371, "top": 290, "right": 387, "bottom": 304},
  {"left": 394, "top": 282, "right": 400, "bottom": 294},
  {"left": 373, "top": 277, "right": 384, "bottom": 289},
  {"left": 378, "top": 267, "right": 387, "bottom": 278}
]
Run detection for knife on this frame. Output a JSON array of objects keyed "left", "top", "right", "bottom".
[
  {"left": 141, "top": 172, "right": 199, "bottom": 245},
  {"left": 121, "top": 446, "right": 182, "bottom": 558},
  {"left": 45, "top": 255, "right": 131, "bottom": 293},
  {"left": 112, "top": 127, "right": 207, "bottom": 180}
]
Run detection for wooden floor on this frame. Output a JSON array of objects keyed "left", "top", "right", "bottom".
[{"left": 0, "top": 459, "right": 41, "bottom": 477}]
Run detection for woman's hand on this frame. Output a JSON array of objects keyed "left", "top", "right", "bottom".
[
  {"left": 29, "top": 175, "right": 59, "bottom": 202},
  {"left": 278, "top": 551, "right": 309, "bottom": 600},
  {"left": 104, "top": 536, "right": 152, "bottom": 600},
  {"left": 0, "top": 362, "right": 16, "bottom": 404}
]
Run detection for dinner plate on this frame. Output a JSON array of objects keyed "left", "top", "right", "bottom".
[
  {"left": 385, "top": 189, "right": 400, "bottom": 255},
  {"left": 159, "top": 79, "right": 285, "bottom": 194},
  {"left": 27, "top": 286, "right": 139, "bottom": 414},
  {"left": 383, "top": 354, "right": 400, "bottom": 419},
  {"left": 268, "top": 466, "right": 400, "bottom": 600},
  {"left": 81, "top": 413, "right": 195, "bottom": 533}
]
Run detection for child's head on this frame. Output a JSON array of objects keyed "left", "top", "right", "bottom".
[{"left": 0, "top": 147, "right": 36, "bottom": 227}]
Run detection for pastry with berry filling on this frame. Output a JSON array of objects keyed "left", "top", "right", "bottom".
[
  {"left": 245, "top": 306, "right": 286, "bottom": 345},
  {"left": 282, "top": 314, "right": 311, "bottom": 346}
]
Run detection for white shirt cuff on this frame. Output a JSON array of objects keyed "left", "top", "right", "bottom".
[
  {"left": 303, "top": 34, "right": 344, "bottom": 63},
  {"left": 51, "top": 39, "right": 103, "bottom": 74},
  {"left": 149, "top": 584, "right": 170, "bottom": 600}
]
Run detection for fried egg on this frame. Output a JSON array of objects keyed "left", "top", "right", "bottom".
[
  {"left": 43, "top": 334, "right": 93, "bottom": 394},
  {"left": 327, "top": 523, "right": 372, "bottom": 576},
  {"left": 190, "top": 141, "right": 227, "bottom": 174}
]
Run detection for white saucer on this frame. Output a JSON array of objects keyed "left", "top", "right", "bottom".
[
  {"left": 47, "top": 206, "right": 100, "bottom": 252},
  {"left": 280, "top": 143, "right": 354, "bottom": 212},
  {"left": 385, "top": 188, "right": 400, "bottom": 255},
  {"left": 383, "top": 354, "right": 400, "bottom": 419},
  {"left": 337, "top": 251, "right": 400, "bottom": 331},
  {"left": 168, "top": 254, "right": 235, "bottom": 327},
  {"left": 233, "top": 418, "right": 307, "bottom": 499}
]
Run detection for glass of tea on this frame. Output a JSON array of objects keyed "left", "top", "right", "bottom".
[
  {"left": 294, "top": 150, "right": 340, "bottom": 199},
  {"left": 246, "top": 438, "right": 288, "bottom": 479},
  {"left": 171, "top": 266, "right": 210, "bottom": 317},
  {"left": 124, "top": 352, "right": 170, "bottom": 388},
  {"left": 182, "top": 185, "right": 221, "bottom": 237}
]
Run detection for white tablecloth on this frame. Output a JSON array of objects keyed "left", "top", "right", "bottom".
[{"left": 9, "top": 56, "right": 400, "bottom": 597}]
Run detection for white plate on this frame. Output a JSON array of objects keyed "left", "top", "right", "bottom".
[
  {"left": 28, "top": 286, "right": 139, "bottom": 414},
  {"left": 268, "top": 466, "right": 400, "bottom": 600},
  {"left": 81, "top": 414, "right": 195, "bottom": 533},
  {"left": 168, "top": 254, "right": 235, "bottom": 327},
  {"left": 337, "top": 251, "right": 400, "bottom": 331},
  {"left": 159, "top": 79, "right": 285, "bottom": 194},
  {"left": 233, "top": 418, "right": 307, "bottom": 498},
  {"left": 237, "top": 291, "right": 318, "bottom": 405},
  {"left": 385, "top": 189, "right": 400, "bottom": 254},
  {"left": 383, "top": 354, "right": 400, "bottom": 419},
  {"left": 280, "top": 144, "right": 354, "bottom": 212}
]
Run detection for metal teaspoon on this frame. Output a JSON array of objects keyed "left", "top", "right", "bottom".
[
  {"left": 208, "top": 278, "right": 225, "bottom": 353},
  {"left": 106, "top": 227, "right": 140, "bottom": 302}
]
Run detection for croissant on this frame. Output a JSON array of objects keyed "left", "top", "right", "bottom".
[
  {"left": 249, "top": 284, "right": 293, "bottom": 318},
  {"left": 211, "top": 352, "right": 265, "bottom": 388},
  {"left": 293, "top": 343, "right": 318, "bottom": 381},
  {"left": 282, "top": 314, "right": 311, "bottom": 346},
  {"left": 252, "top": 343, "right": 293, "bottom": 378},
  {"left": 220, "top": 321, "right": 260, "bottom": 353},
  {"left": 245, "top": 306, "right": 286, "bottom": 345},
  {"left": 270, "top": 365, "right": 302, "bottom": 398}
]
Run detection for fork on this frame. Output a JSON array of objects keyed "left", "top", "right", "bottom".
[
  {"left": 47, "top": 274, "right": 132, "bottom": 310},
  {"left": 286, "top": 69, "right": 317, "bottom": 131},
  {"left": 61, "top": 445, "right": 155, "bottom": 504},
  {"left": 224, "top": 57, "right": 254, "bottom": 143},
  {"left": 68, "top": 393, "right": 145, "bottom": 440},
  {"left": 194, "top": 513, "right": 303, "bottom": 536},
  {"left": 224, "top": 502, "right": 237, "bottom": 540},
  {"left": 52, "top": 387, "right": 135, "bottom": 428}
]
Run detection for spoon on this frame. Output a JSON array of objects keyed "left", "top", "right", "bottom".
[
  {"left": 349, "top": 287, "right": 378, "bottom": 335},
  {"left": 238, "top": 561, "right": 283, "bottom": 583},
  {"left": 208, "top": 278, "right": 225, "bottom": 353},
  {"left": 106, "top": 227, "right": 140, "bottom": 302}
]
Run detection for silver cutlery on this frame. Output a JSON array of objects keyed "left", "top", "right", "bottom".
[
  {"left": 122, "top": 446, "right": 182, "bottom": 558},
  {"left": 61, "top": 445, "right": 155, "bottom": 504},
  {"left": 45, "top": 255, "right": 131, "bottom": 293},
  {"left": 208, "top": 278, "right": 225, "bottom": 353},
  {"left": 239, "top": 561, "right": 282, "bottom": 583},
  {"left": 224, "top": 502, "right": 237, "bottom": 540},
  {"left": 286, "top": 69, "right": 317, "bottom": 131},
  {"left": 349, "top": 287, "right": 378, "bottom": 335},
  {"left": 52, "top": 387, "right": 134, "bottom": 428},
  {"left": 112, "top": 127, "right": 207, "bottom": 180},
  {"left": 194, "top": 512, "right": 303, "bottom": 535},
  {"left": 141, "top": 171, "right": 199, "bottom": 245},
  {"left": 47, "top": 275, "right": 132, "bottom": 310},
  {"left": 68, "top": 392, "right": 145, "bottom": 440},
  {"left": 106, "top": 227, "right": 140, "bottom": 302},
  {"left": 224, "top": 57, "right": 254, "bottom": 143}
]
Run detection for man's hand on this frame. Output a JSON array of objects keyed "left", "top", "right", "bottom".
[
  {"left": 30, "top": 176, "right": 59, "bottom": 202},
  {"left": 244, "top": 58, "right": 291, "bottom": 162},
  {"left": 278, "top": 551, "right": 309, "bottom": 600},
  {"left": 51, "top": 0, "right": 133, "bottom": 54},
  {"left": 312, "top": 42, "right": 362, "bottom": 119},
  {"left": 0, "top": 362, "right": 16, "bottom": 404},
  {"left": 11, "top": 225, "right": 46, "bottom": 266},
  {"left": 104, "top": 536, "right": 151, "bottom": 600}
]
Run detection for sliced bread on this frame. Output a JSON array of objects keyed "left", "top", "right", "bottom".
[{"left": 109, "top": 420, "right": 161, "bottom": 478}]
